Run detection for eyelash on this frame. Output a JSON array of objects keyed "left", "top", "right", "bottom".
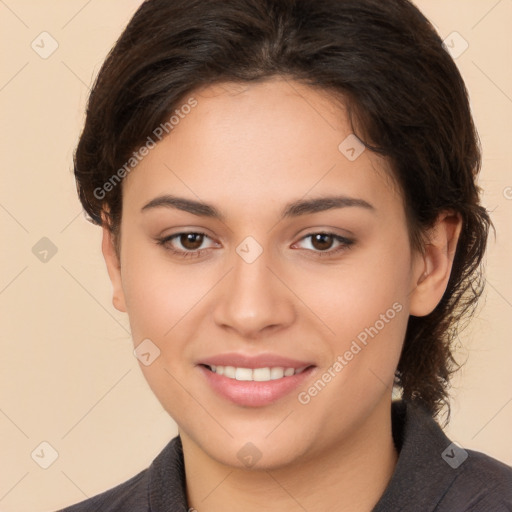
[{"left": 156, "top": 231, "right": 355, "bottom": 259}]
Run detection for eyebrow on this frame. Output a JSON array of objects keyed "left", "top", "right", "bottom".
[{"left": 141, "top": 194, "right": 375, "bottom": 221}]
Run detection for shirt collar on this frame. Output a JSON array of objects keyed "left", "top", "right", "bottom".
[
  {"left": 372, "top": 400, "right": 460, "bottom": 511},
  {"left": 146, "top": 400, "right": 458, "bottom": 511}
]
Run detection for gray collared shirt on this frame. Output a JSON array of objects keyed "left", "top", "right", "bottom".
[{"left": 57, "top": 400, "right": 512, "bottom": 511}]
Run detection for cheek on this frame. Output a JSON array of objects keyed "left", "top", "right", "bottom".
[
  {"left": 120, "top": 241, "right": 206, "bottom": 345},
  {"left": 299, "top": 238, "right": 412, "bottom": 344},
  {"left": 302, "top": 236, "right": 412, "bottom": 394},
  {"left": 119, "top": 246, "right": 205, "bottom": 422},
  {"left": 294, "top": 277, "right": 408, "bottom": 434}
]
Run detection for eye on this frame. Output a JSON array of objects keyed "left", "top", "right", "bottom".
[
  {"left": 156, "top": 232, "right": 217, "bottom": 258},
  {"left": 293, "top": 232, "right": 355, "bottom": 257}
]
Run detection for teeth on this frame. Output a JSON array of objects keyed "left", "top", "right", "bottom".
[
  {"left": 208, "top": 365, "right": 307, "bottom": 382},
  {"left": 253, "top": 367, "right": 271, "bottom": 381},
  {"left": 270, "top": 367, "right": 284, "bottom": 380},
  {"left": 224, "top": 366, "right": 236, "bottom": 378},
  {"left": 235, "top": 367, "right": 253, "bottom": 381}
]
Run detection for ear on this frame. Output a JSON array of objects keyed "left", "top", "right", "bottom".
[
  {"left": 409, "top": 211, "right": 463, "bottom": 317},
  {"left": 101, "top": 225, "right": 127, "bottom": 313}
]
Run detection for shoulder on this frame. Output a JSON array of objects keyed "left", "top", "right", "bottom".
[
  {"left": 374, "top": 401, "right": 512, "bottom": 512},
  {"left": 55, "top": 436, "right": 187, "bottom": 512},
  {"left": 440, "top": 448, "right": 512, "bottom": 511},
  {"left": 56, "top": 468, "right": 149, "bottom": 512}
]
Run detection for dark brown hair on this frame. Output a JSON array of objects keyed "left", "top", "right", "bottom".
[{"left": 74, "top": 0, "right": 491, "bottom": 418}]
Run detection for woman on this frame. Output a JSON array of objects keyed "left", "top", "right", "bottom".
[{"left": 59, "top": 0, "right": 512, "bottom": 510}]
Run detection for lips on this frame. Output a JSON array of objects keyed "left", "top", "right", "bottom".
[{"left": 198, "top": 353, "right": 316, "bottom": 407}]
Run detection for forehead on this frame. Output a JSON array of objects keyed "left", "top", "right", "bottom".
[{"left": 122, "top": 78, "right": 401, "bottom": 217}]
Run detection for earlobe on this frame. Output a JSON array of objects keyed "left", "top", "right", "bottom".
[
  {"left": 409, "top": 211, "right": 462, "bottom": 317},
  {"left": 101, "top": 225, "right": 127, "bottom": 313}
]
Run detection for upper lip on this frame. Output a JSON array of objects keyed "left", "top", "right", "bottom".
[{"left": 199, "top": 352, "right": 315, "bottom": 369}]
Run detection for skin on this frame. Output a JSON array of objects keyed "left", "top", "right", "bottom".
[{"left": 102, "top": 77, "right": 462, "bottom": 512}]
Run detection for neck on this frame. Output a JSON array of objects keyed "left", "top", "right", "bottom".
[{"left": 181, "top": 399, "right": 398, "bottom": 512}]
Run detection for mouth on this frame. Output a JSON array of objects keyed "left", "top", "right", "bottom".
[{"left": 197, "top": 354, "right": 316, "bottom": 407}]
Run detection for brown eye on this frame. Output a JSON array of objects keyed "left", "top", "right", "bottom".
[
  {"left": 179, "top": 233, "right": 205, "bottom": 250},
  {"left": 156, "top": 231, "right": 215, "bottom": 258},
  {"left": 310, "top": 233, "right": 335, "bottom": 251},
  {"left": 293, "top": 232, "right": 355, "bottom": 258}
]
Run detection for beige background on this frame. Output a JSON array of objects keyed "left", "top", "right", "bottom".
[{"left": 0, "top": 1, "right": 511, "bottom": 510}]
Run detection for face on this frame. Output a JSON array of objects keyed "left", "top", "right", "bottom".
[{"left": 104, "top": 77, "right": 435, "bottom": 470}]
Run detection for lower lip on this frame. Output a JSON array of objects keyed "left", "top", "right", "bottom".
[{"left": 199, "top": 365, "right": 315, "bottom": 407}]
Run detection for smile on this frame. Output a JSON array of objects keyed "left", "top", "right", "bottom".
[
  {"left": 206, "top": 365, "right": 309, "bottom": 382},
  {"left": 199, "top": 363, "right": 316, "bottom": 407}
]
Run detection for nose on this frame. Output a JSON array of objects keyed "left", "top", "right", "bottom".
[{"left": 212, "top": 243, "right": 296, "bottom": 339}]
